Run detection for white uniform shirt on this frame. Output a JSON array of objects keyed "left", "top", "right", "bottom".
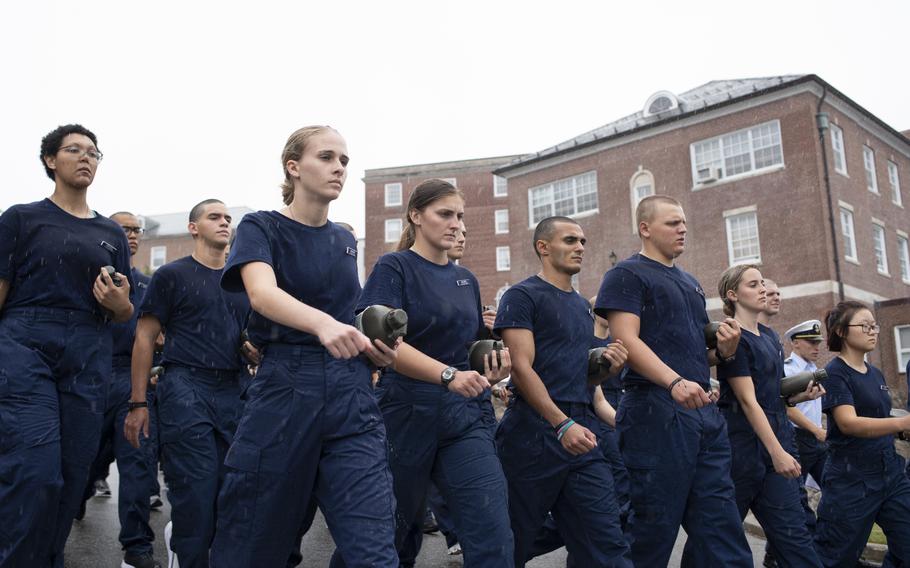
[{"left": 785, "top": 352, "right": 822, "bottom": 428}]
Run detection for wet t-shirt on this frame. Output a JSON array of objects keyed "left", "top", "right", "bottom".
[
  {"left": 359, "top": 249, "right": 485, "bottom": 375},
  {"left": 823, "top": 357, "right": 893, "bottom": 456},
  {"left": 0, "top": 199, "right": 132, "bottom": 318},
  {"left": 595, "top": 254, "right": 711, "bottom": 389},
  {"left": 717, "top": 324, "right": 789, "bottom": 436},
  {"left": 222, "top": 211, "right": 361, "bottom": 348},
  {"left": 112, "top": 268, "right": 151, "bottom": 359},
  {"left": 495, "top": 276, "right": 594, "bottom": 404},
  {"left": 140, "top": 256, "right": 249, "bottom": 371}
]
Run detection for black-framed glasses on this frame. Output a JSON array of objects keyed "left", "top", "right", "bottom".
[
  {"left": 121, "top": 226, "right": 144, "bottom": 235},
  {"left": 60, "top": 145, "right": 104, "bottom": 162},
  {"left": 847, "top": 323, "right": 880, "bottom": 334}
]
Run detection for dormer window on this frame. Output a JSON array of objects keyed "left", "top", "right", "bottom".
[{"left": 643, "top": 90, "right": 679, "bottom": 118}]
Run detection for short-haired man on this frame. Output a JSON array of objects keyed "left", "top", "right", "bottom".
[
  {"left": 595, "top": 196, "right": 753, "bottom": 566},
  {"left": 124, "top": 200, "right": 250, "bottom": 568},
  {"left": 496, "top": 216, "right": 631, "bottom": 566},
  {"left": 758, "top": 279, "right": 781, "bottom": 326}
]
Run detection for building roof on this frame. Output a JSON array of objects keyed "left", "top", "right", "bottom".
[
  {"left": 364, "top": 155, "right": 523, "bottom": 181},
  {"left": 497, "top": 74, "right": 910, "bottom": 174},
  {"left": 142, "top": 206, "right": 254, "bottom": 237}
]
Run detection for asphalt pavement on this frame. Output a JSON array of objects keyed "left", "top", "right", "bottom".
[{"left": 64, "top": 465, "right": 768, "bottom": 567}]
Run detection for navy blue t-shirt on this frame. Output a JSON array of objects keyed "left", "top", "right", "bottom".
[
  {"left": 823, "top": 357, "right": 893, "bottom": 455},
  {"left": 111, "top": 268, "right": 151, "bottom": 359},
  {"left": 717, "top": 324, "right": 789, "bottom": 436},
  {"left": 595, "top": 254, "right": 710, "bottom": 388},
  {"left": 222, "top": 211, "right": 361, "bottom": 347},
  {"left": 0, "top": 199, "right": 132, "bottom": 317},
  {"left": 140, "top": 256, "right": 249, "bottom": 370},
  {"left": 359, "top": 250, "right": 485, "bottom": 377},
  {"left": 495, "top": 276, "right": 594, "bottom": 404}
]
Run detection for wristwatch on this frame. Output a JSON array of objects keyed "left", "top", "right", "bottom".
[
  {"left": 127, "top": 401, "right": 148, "bottom": 411},
  {"left": 440, "top": 367, "right": 457, "bottom": 390}
]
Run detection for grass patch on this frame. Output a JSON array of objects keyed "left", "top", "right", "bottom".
[{"left": 869, "top": 523, "right": 887, "bottom": 545}]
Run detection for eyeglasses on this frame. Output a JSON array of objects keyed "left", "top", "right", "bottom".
[
  {"left": 59, "top": 145, "right": 104, "bottom": 162},
  {"left": 121, "top": 226, "right": 144, "bottom": 235},
  {"left": 847, "top": 323, "right": 880, "bottom": 334}
]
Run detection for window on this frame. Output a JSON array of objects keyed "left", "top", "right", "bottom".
[
  {"left": 493, "top": 175, "right": 508, "bottom": 197},
  {"left": 150, "top": 246, "right": 167, "bottom": 271},
  {"left": 495, "top": 209, "right": 509, "bottom": 234},
  {"left": 494, "top": 285, "right": 510, "bottom": 307},
  {"left": 724, "top": 209, "right": 761, "bottom": 265},
  {"left": 630, "top": 170, "right": 655, "bottom": 233},
  {"left": 528, "top": 171, "right": 598, "bottom": 226},
  {"left": 872, "top": 223, "right": 889, "bottom": 275},
  {"left": 863, "top": 146, "right": 878, "bottom": 193},
  {"left": 691, "top": 120, "right": 783, "bottom": 185},
  {"left": 897, "top": 233, "right": 910, "bottom": 282},
  {"left": 384, "top": 183, "right": 402, "bottom": 207},
  {"left": 888, "top": 161, "right": 902, "bottom": 206},
  {"left": 839, "top": 205, "right": 857, "bottom": 262},
  {"left": 896, "top": 325, "right": 910, "bottom": 372},
  {"left": 384, "top": 219, "right": 402, "bottom": 243},
  {"left": 830, "top": 124, "right": 847, "bottom": 175},
  {"left": 496, "top": 246, "right": 511, "bottom": 271}
]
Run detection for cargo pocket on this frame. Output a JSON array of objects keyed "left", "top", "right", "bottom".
[{"left": 624, "top": 448, "right": 665, "bottom": 524}]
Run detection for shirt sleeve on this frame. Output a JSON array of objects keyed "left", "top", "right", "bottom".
[
  {"left": 493, "top": 286, "right": 535, "bottom": 334},
  {"left": 357, "top": 255, "right": 405, "bottom": 313},
  {"left": 0, "top": 207, "right": 21, "bottom": 282},
  {"left": 594, "top": 266, "right": 644, "bottom": 318},
  {"left": 716, "top": 340, "right": 751, "bottom": 383},
  {"left": 139, "top": 266, "right": 175, "bottom": 327},
  {"left": 822, "top": 363, "right": 854, "bottom": 412},
  {"left": 222, "top": 214, "right": 272, "bottom": 293}
]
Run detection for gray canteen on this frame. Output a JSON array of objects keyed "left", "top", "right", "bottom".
[
  {"left": 102, "top": 265, "right": 123, "bottom": 287},
  {"left": 468, "top": 340, "right": 503, "bottom": 373},
  {"left": 588, "top": 347, "right": 608, "bottom": 378},
  {"left": 355, "top": 305, "right": 408, "bottom": 348},
  {"left": 780, "top": 369, "right": 827, "bottom": 399},
  {"left": 704, "top": 321, "right": 722, "bottom": 350}
]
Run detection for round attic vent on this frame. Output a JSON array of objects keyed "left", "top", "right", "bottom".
[{"left": 643, "top": 90, "right": 679, "bottom": 117}]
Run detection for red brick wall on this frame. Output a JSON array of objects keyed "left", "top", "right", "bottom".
[{"left": 132, "top": 235, "right": 194, "bottom": 274}]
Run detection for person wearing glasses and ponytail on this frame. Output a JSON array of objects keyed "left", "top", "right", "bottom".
[
  {"left": 331, "top": 179, "right": 513, "bottom": 568},
  {"left": 814, "top": 301, "right": 910, "bottom": 567},
  {"left": 0, "top": 124, "right": 133, "bottom": 567}
]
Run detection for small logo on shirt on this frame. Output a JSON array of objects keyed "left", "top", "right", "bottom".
[
  {"left": 881, "top": 385, "right": 891, "bottom": 391},
  {"left": 694, "top": 285, "right": 705, "bottom": 298},
  {"left": 345, "top": 247, "right": 357, "bottom": 257},
  {"left": 456, "top": 279, "right": 470, "bottom": 287},
  {"left": 137, "top": 281, "right": 148, "bottom": 289}
]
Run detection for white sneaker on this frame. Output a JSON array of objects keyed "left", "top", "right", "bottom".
[
  {"left": 447, "top": 543, "right": 462, "bottom": 556},
  {"left": 165, "top": 521, "right": 178, "bottom": 568}
]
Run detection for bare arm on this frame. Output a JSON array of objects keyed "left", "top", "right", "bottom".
[
  {"left": 501, "top": 327, "right": 597, "bottom": 455},
  {"left": 787, "top": 406, "right": 826, "bottom": 441},
  {"left": 0, "top": 279, "right": 8, "bottom": 311},
  {"left": 727, "top": 375, "right": 801, "bottom": 477},
  {"left": 124, "top": 314, "right": 162, "bottom": 448},
  {"left": 592, "top": 387, "right": 616, "bottom": 428},
  {"left": 606, "top": 311, "right": 711, "bottom": 409},
  {"left": 390, "top": 342, "right": 490, "bottom": 398},
  {"left": 831, "top": 405, "right": 910, "bottom": 438}
]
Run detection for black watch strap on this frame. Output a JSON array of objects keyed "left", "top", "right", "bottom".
[{"left": 128, "top": 401, "right": 148, "bottom": 411}]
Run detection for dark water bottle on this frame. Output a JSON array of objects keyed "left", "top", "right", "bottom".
[
  {"left": 704, "top": 321, "right": 722, "bottom": 350},
  {"left": 355, "top": 305, "right": 408, "bottom": 348},
  {"left": 780, "top": 369, "right": 827, "bottom": 398},
  {"left": 588, "top": 347, "right": 608, "bottom": 378},
  {"left": 468, "top": 339, "right": 503, "bottom": 373},
  {"left": 102, "top": 265, "right": 123, "bottom": 287}
]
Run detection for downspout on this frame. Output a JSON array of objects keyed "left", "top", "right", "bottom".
[{"left": 816, "top": 86, "right": 845, "bottom": 301}]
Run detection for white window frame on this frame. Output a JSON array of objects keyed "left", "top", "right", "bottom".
[
  {"left": 830, "top": 124, "right": 847, "bottom": 176},
  {"left": 384, "top": 183, "right": 402, "bottom": 207},
  {"left": 384, "top": 219, "right": 402, "bottom": 243},
  {"left": 150, "top": 246, "right": 167, "bottom": 271},
  {"left": 896, "top": 324, "right": 910, "bottom": 372},
  {"left": 494, "top": 209, "right": 509, "bottom": 234},
  {"left": 527, "top": 171, "right": 599, "bottom": 227},
  {"left": 690, "top": 119, "right": 784, "bottom": 188},
  {"left": 493, "top": 175, "right": 508, "bottom": 197},
  {"left": 494, "top": 285, "right": 510, "bottom": 308},
  {"left": 897, "top": 231, "right": 910, "bottom": 283},
  {"left": 723, "top": 206, "right": 761, "bottom": 265},
  {"left": 888, "top": 161, "right": 902, "bottom": 207},
  {"left": 839, "top": 202, "right": 858, "bottom": 263},
  {"left": 863, "top": 146, "right": 878, "bottom": 194},
  {"left": 496, "top": 246, "right": 511, "bottom": 271},
  {"left": 872, "top": 221, "right": 889, "bottom": 275},
  {"left": 629, "top": 170, "right": 655, "bottom": 234}
]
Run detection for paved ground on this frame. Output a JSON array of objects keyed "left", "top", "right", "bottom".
[{"left": 65, "top": 465, "right": 769, "bottom": 567}]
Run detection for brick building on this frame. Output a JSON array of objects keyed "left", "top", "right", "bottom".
[
  {"left": 363, "top": 156, "right": 521, "bottom": 304},
  {"left": 365, "top": 74, "right": 910, "bottom": 395}
]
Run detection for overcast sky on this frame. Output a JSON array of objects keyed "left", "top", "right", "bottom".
[{"left": 3, "top": 1, "right": 907, "bottom": 235}]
